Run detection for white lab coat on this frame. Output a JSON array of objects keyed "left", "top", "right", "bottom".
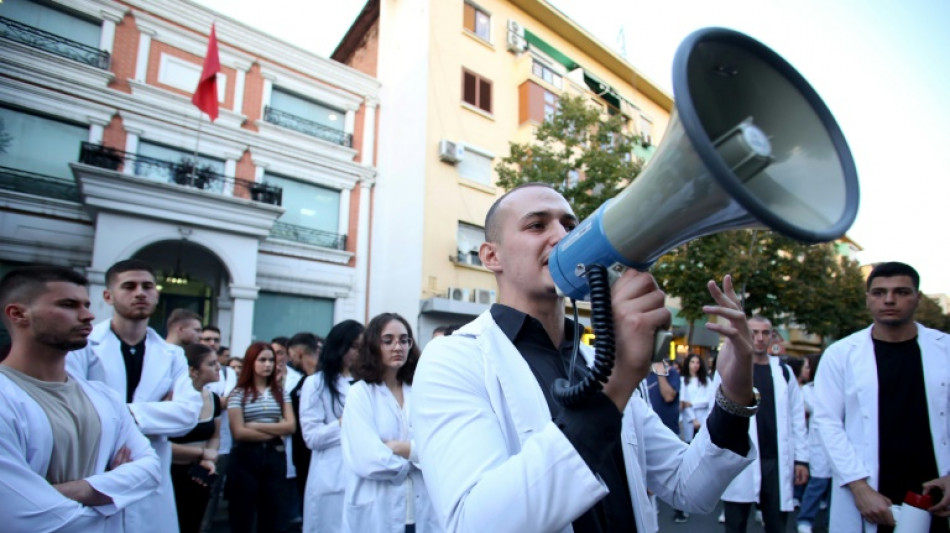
[
  {"left": 410, "top": 311, "right": 754, "bottom": 533},
  {"left": 813, "top": 324, "right": 950, "bottom": 533},
  {"left": 284, "top": 366, "right": 304, "bottom": 478},
  {"left": 67, "top": 321, "right": 202, "bottom": 533},
  {"left": 205, "top": 365, "right": 237, "bottom": 454},
  {"left": 300, "top": 372, "right": 350, "bottom": 533},
  {"left": 680, "top": 377, "right": 714, "bottom": 442},
  {"left": 801, "top": 382, "right": 832, "bottom": 478},
  {"left": 340, "top": 380, "right": 440, "bottom": 533},
  {"left": 0, "top": 370, "right": 162, "bottom": 533},
  {"left": 718, "top": 356, "right": 808, "bottom": 510}
]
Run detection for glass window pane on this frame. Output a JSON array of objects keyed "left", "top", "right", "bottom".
[
  {"left": 270, "top": 88, "right": 344, "bottom": 131},
  {"left": 136, "top": 141, "right": 225, "bottom": 186},
  {"left": 474, "top": 11, "right": 490, "bottom": 41},
  {"left": 253, "top": 292, "right": 334, "bottom": 342},
  {"left": 478, "top": 78, "right": 492, "bottom": 112},
  {"left": 0, "top": 0, "right": 100, "bottom": 48},
  {"left": 264, "top": 173, "right": 340, "bottom": 234},
  {"left": 456, "top": 222, "right": 485, "bottom": 265},
  {"left": 462, "top": 71, "right": 477, "bottom": 106},
  {"left": 0, "top": 106, "right": 86, "bottom": 180}
]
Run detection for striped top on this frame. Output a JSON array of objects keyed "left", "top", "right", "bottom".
[{"left": 228, "top": 387, "right": 290, "bottom": 423}]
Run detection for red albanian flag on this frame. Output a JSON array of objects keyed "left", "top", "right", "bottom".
[{"left": 191, "top": 23, "right": 220, "bottom": 121}]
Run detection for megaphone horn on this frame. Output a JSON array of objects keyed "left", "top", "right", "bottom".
[{"left": 549, "top": 27, "right": 860, "bottom": 301}]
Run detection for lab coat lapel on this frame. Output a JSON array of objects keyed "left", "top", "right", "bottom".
[
  {"left": 852, "top": 328, "right": 879, "bottom": 466},
  {"left": 919, "top": 325, "right": 950, "bottom": 474},
  {"left": 88, "top": 322, "right": 128, "bottom": 398},
  {"left": 479, "top": 313, "right": 551, "bottom": 443}
]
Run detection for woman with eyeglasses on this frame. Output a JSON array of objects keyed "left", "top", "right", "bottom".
[
  {"left": 340, "top": 313, "right": 440, "bottom": 532},
  {"left": 300, "top": 319, "right": 365, "bottom": 533}
]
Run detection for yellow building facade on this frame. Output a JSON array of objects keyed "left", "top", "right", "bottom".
[{"left": 335, "top": 0, "right": 673, "bottom": 340}]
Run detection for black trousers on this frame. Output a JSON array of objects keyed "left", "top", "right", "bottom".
[
  {"left": 226, "top": 440, "right": 289, "bottom": 533},
  {"left": 724, "top": 457, "right": 788, "bottom": 533},
  {"left": 171, "top": 463, "right": 212, "bottom": 533}
]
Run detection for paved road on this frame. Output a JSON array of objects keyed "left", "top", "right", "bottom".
[{"left": 210, "top": 497, "right": 830, "bottom": 532}]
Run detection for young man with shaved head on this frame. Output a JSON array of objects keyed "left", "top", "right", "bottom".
[
  {"left": 0, "top": 266, "right": 160, "bottom": 531},
  {"left": 412, "top": 183, "right": 760, "bottom": 532}
]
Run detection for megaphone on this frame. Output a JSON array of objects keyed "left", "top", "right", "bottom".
[{"left": 549, "top": 27, "right": 859, "bottom": 300}]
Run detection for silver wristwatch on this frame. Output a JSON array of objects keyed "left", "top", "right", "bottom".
[{"left": 715, "top": 385, "right": 760, "bottom": 418}]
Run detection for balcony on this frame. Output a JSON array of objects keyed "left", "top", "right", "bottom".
[
  {"left": 263, "top": 106, "right": 353, "bottom": 147},
  {"left": 78, "top": 143, "right": 282, "bottom": 206},
  {"left": 269, "top": 221, "right": 346, "bottom": 250},
  {"left": 0, "top": 16, "right": 110, "bottom": 70},
  {"left": 0, "top": 165, "right": 81, "bottom": 202}
]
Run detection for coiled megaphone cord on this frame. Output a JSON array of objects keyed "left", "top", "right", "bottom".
[{"left": 552, "top": 263, "right": 615, "bottom": 408}]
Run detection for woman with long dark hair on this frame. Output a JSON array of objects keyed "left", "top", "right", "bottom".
[
  {"left": 340, "top": 313, "right": 439, "bottom": 532},
  {"left": 170, "top": 343, "right": 222, "bottom": 533},
  {"left": 226, "top": 342, "right": 296, "bottom": 533},
  {"left": 300, "top": 319, "right": 365, "bottom": 533},
  {"left": 679, "top": 353, "right": 714, "bottom": 443}
]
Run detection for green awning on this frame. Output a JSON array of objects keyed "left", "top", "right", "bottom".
[{"left": 524, "top": 30, "right": 577, "bottom": 71}]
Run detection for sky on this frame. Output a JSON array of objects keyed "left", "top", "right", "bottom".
[{"left": 193, "top": 0, "right": 950, "bottom": 294}]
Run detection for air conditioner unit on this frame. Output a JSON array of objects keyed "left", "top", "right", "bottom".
[
  {"left": 439, "top": 139, "right": 465, "bottom": 164},
  {"left": 446, "top": 287, "right": 470, "bottom": 302},
  {"left": 640, "top": 134, "right": 652, "bottom": 147},
  {"left": 472, "top": 288, "right": 497, "bottom": 305},
  {"left": 506, "top": 20, "right": 527, "bottom": 53}
]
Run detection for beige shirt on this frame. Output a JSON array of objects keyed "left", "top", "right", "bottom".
[{"left": 0, "top": 366, "right": 102, "bottom": 484}]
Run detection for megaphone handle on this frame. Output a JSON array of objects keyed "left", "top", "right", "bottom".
[{"left": 654, "top": 330, "right": 673, "bottom": 363}]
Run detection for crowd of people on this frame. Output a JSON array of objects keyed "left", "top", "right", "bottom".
[{"left": 0, "top": 184, "right": 948, "bottom": 533}]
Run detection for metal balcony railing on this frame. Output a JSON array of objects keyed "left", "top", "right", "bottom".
[
  {"left": 0, "top": 16, "right": 110, "bottom": 70},
  {"left": 0, "top": 165, "right": 81, "bottom": 202},
  {"left": 270, "top": 221, "right": 347, "bottom": 250},
  {"left": 78, "top": 143, "right": 283, "bottom": 206},
  {"left": 263, "top": 106, "right": 353, "bottom": 147}
]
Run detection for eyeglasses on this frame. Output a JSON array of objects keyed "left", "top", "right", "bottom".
[{"left": 381, "top": 336, "right": 412, "bottom": 348}]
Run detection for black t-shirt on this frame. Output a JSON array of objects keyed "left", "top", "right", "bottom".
[
  {"left": 874, "top": 336, "right": 943, "bottom": 528},
  {"left": 290, "top": 377, "right": 310, "bottom": 475},
  {"left": 116, "top": 332, "right": 146, "bottom": 404},
  {"left": 753, "top": 362, "right": 778, "bottom": 460},
  {"left": 171, "top": 392, "right": 222, "bottom": 444}
]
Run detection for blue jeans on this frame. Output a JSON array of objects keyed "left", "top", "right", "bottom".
[{"left": 797, "top": 476, "right": 830, "bottom": 526}]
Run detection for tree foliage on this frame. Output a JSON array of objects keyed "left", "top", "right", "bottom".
[
  {"left": 495, "top": 94, "right": 642, "bottom": 220},
  {"left": 494, "top": 92, "right": 872, "bottom": 343},
  {"left": 917, "top": 295, "right": 950, "bottom": 332}
]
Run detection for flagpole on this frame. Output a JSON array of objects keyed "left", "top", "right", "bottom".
[{"left": 191, "top": 111, "right": 203, "bottom": 182}]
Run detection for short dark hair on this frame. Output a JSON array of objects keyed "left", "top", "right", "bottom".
[
  {"left": 217, "top": 346, "right": 230, "bottom": 356},
  {"left": 353, "top": 313, "right": 420, "bottom": 385},
  {"left": 166, "top": 308, "right": 202, "bottom": 330},
  {"left": 0, "top": 266, "right": 89, "bottom": 313},
  {"left": 105, "top": 259, "right": 156, "bottom": 287},
  {"left": 202, "top": 325, "right": 221, "bottom": 335},
  {"left": 866, "top": 261, "right": 919, "bottom": 291},
  {"left": 184, "top": 343, "right": 215, "bottom": 369},
  {"left": 270, "top": 336, "right": 289, "bottom": 348},
  {"left": 748, "top": 315, "right": 772, "bottom": 328},
  {"left": 484, "top": 182, "right": 557, "bottom": 243},
  {"left": 288, "top": 332, "right": 319, "bottom": 355}
]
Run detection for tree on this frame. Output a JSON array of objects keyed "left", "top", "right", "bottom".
[
  {"left": 917, "top": 295, "right": 950, "bottom": 333},
  {"left": 495, "top": 94, "right": 642, "bottom": 220}
]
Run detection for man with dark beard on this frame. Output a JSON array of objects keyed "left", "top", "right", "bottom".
[
  {"left": 68, "top": 259, "right": 202, "bottom": 533},
  {"left": 0, "top": 266, "right": 161, "bottom": 531}
]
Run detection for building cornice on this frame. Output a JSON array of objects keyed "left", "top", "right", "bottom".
[
  {"left": 0, "top": 41, "right": 115, "bottom": 89},
  {"left": 259, "top": 239, "right": 354, "bottom": 266},
  {"left": 121, "top": 0, "right": 380, "bottom": 99}
]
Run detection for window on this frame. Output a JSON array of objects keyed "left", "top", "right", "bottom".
[
  {"left": 462, "top": 69, "right": 492, "bottom": 114},
  {"left": 463, "top": 2, "right": 490, "bottom": 42},
  {"left": 136, "top": 141, "right": 225, "bottom": 190},
  {"left": 639, "top": 115, "right": 653, "bottom": 145},
  {"left": 531, "top": 60, "right": 563, "bottom": 89},
  {"left": 457, "top": 222, "right": 485, "bottom": 266},
  {"left": 456, "top": 147, "right": 492, "bottom": 185},
  {"left": 0, "top": 106, "right": 86, "bottom": 180},
  {"left": 263, "top": 172, "right": 340, "bottom": 235},
  {"left": 253, "top": 292, "right": 333, "bottom": 342},
  {"left": 0, "top": 0, "right": 100, "bottom": 49},
  {"left": 518, "top": 81, "right": 557, "bottom": 125},
  {"left": 270, "top": 88, "right": 344, "bottom": 132}
]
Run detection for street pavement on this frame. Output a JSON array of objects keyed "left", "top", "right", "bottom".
[{"left": 210, "top": 497, "right": 830, "bottom": 532}]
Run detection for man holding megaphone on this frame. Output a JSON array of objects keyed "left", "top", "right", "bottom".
[{"left": 411, "top": 183, "right": 760, "bottom": 533}]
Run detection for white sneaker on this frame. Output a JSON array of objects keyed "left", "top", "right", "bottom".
[
  {"left": 718, "top": 510, "right": 725, "bottom": 523},
  {"left": 793, "top": 498, "right": 801, "bottom": 509},
  {"left": 797, "top": 523, "right": 813, "bottom": 533},
  {"left": 754, "top": 510, "right": 764, "bottom": 524}
]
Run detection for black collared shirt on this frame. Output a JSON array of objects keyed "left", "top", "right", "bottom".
[
  {"left": 490, "top": 304, "right": 752, "bottom": 533},
  {"left": 116, "top": 332, "right": 146, "bottom": 404}
]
